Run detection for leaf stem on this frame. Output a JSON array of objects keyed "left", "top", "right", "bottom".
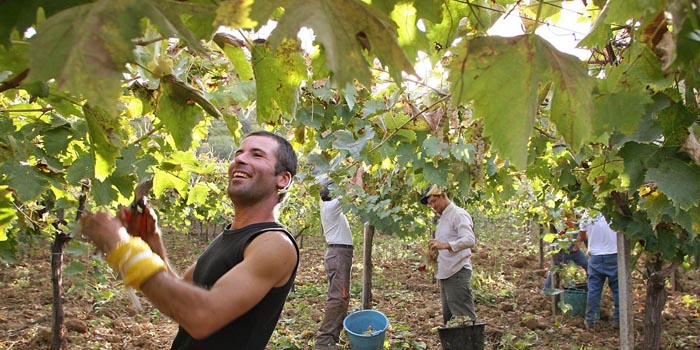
[{"left": 0, "top": 107, "right": 53, "bottom": 113}]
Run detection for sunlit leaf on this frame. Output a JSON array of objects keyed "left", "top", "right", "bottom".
[
  {"left": 251, "top": 40, "right": 306, "bottom": 122},
  {"left": 83, "top": 105, "right": 121, "bottom": 180},
  {"left": 252, "top": 0, "right": 415, "bottom": 88}
]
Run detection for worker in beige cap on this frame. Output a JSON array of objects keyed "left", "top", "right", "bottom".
[{"left": 420, "top": 185, "right": 477, "bottom": 324}]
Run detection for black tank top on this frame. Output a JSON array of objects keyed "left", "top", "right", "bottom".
[{"left": 171, "top": 222, "right": 299, "bottom": 350}]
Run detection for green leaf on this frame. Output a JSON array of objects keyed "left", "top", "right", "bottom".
[
  {"left": 83, "top": 105, "right": 121, "bottom": 180},
  {"left": 187, "top": 182, "right": 210, "bottom": 205},
  {"left": 0, "top": 186, "right": 18, "bottom": 240},
  {"left": 424, "top": 1, "right": 470, "bottom": 55},
  {"left": 162, "top": 74, "right": 223, "bottom": 119},
  {"left": 64, "top": 260, "right": 87, "bottom": 276},
  {"left": 390, "top": 1, "right": 431, "bottom": 62},
  {"left": 592, "top": 90, "right": 649, "bottom": 137},
  {"left": 91, "top": 178, "right": 119, "bottom": 206},
  {"left": 646, "top": 158, "right": 700, "bottom": 211},
  {"left": 449, "top": 35, "right": 546, "bottom": 169},
  {"left": 140, "top": 0, "right": 208, "bottom": 54},
  {"left": 0, "top": 0, "right": 91, "bottom": 47},
  {"left": 251, "top": 40, "right": 305, "bottom": 122},
  {"left": 43, "top": 126, "right": 74, "bottom": 155},
  {"left": 156, "top": 0, "right": 217, "bottom": 41},
  {"left": 223, "top": 46, "right": 254, "bottom": 81},
  {"left": 422, "top": 136, "right": 450, "bottom": 158},
  {"left": 66, "top": 152, "right": 95, "bottom": 186},
  {"left": 657, "top": 103, "right": 696, "bottom": 147},
  {"left": 254, "top": 0, "right": 415, "bottom": 88},
  {"left": 618, "top": 142, "right": 669, "bottom": 191},
  {"left": 332, "top": 128, "right": 375, "bottom": 159},
  {"left": 0, "top": 42, "right": 28, "bottom": 74},
  {"left": 540, "top": 39, "right": 596, "bottom": 150},
  {"left": 28, "top": 0, "right": 143, "bottom": 116},
  {"left": 158, "top": 76, "right": 204, "bottom": 151},
  {"left": 153, "top": 168, "right": 189, "bottom": 198}
]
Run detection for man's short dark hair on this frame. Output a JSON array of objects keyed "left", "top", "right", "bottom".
[
  {"left": 245, "top": 131, "right": 298, "bottom": 177},
  {"left": 320, "top": 186, "right": 331, "bottom": 201}
]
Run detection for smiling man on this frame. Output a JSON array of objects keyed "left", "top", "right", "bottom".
[
  {"left": 421, "top": 185, "right": 477, "bottom": 324},
  {"left": 80, "top": 131, "right": 299, "bottom": 350}
]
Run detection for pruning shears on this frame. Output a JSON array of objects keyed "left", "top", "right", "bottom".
[{"left": 123, "top": 177, "right": 154, "bottom": 239}]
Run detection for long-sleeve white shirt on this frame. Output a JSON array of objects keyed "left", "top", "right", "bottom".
[{"left": 434, "top": 202, "right": 476, "bottom": 279}]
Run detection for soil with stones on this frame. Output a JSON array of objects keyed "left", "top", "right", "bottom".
[{"left": 1, "top": 228, "right": 699, "bottom": 349}]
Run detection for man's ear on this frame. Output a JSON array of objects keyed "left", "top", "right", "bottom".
[{"left": 277, "top": 172, "right": 292, "bottom": 191}]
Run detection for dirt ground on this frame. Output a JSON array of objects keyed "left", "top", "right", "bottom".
[{"left": 1, "top": 228, "right": 699, "bottom": 349}]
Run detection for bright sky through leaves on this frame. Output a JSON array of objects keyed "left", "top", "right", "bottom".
[{"left": 488, "top": 1, "right": 592, "bottom": 59}]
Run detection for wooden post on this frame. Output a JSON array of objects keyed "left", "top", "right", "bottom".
[
  {"left": 617, "top": 232, "right": 634, "bottom": 350},
  {"left": 361, "top": 224, "right": 375, "bottom": 310},
  {"left": 537, "top": 223, "right": 544, "bottom": 269}
]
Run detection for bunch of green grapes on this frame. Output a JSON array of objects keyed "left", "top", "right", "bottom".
[{"left": 466, "top": 118, "right": 485, "bottom": 183}]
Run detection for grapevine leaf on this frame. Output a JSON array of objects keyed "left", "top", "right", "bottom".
[
  {"left": 413, "top": 0, "right": 444, "bottom": 23},
  {"left": 223, "top": 46, "right": 254, "bottom": 81},
  {"left": 187, "top": 183, "right": 210, "bottom": 206},
  {"left": 162, "top": 74, "right": 222, "bottom": 119},
  {"left": 389, "top": 2, "right": 431, "bottom": 62},
  {"left": 0, "top": 186, "right": 18, "bottom": 240},
  {"left": 66, "top": 153, "right": 95, "bottom": 186},
  {"left": 578, "top": 5, "right": 613, "bottom": 49},
  {"left": 64, "top": 260, "right": 87, "bottom": 276},
  {"left": 214, "top": 0, "right": 258, "bottom": 29},
  {"left": 156, "top": 0, "right": 218, "bottom": 40},
  {"left": 422, "top": 160, "right": 450, "bottom": 185},
  {"left": 540, "top": 39, "right": 596, "bottom": 150},
  {"left": 2, "top": 164, "right": 50, "bottom": 202},
  {"left": 41, "top": 127, "right": 74, "bottom": 157},
  {"left": 657, "top": 103, "right": 696, "bottom": 147},
  {"left": 0, "top": 43, "right": 28, "bottom": 74},
  {"left": 307, "top": 153, "right": 331, "bottom": 177},
  {"left": 253, "top": 0, "right": 415, "bottom": 88},
  {"left": 668, "top": 0, "right": 700, "bottom": 69},
  {"left": 251, "top": 40, "right": 305, "bottom": 122},
  {"left": 422, "top": 136, "right": 450, "bottom": 158},
  {"left": 618, "top": 142, "right": 670, "bottom": 191},
  {"left": 592, "top": 90, "right": 649, "bottom": 138},
  {"left": 332, "top": 128, "right": 375, "bottom": 159},
  {"left": 83, "top": 105, "right": 121, "bottom": 180},
  {"left": 28, "top": 0, "right": 143, "bottom": 116},
  {"left": 605, "top": 0, "right": 665, "bottom": 29},
  {"left": 640, "top": 191, "right": 665, "bottom": 224},
  {"left": 158, "top": 76, "right": 205, "bottom": 151},
  {"left": 153, "top": 168, "right": 189, "bottom": 198},
  {"left": 645, "top": 158, "right": 700, "bottom": 211},
  {"left": 0, "top": 0, "right": 91, "bottom": 47},
  {"left": 449, "top": 35, "right": 547, "bottom": 169},
  {"left": 92, "top": 178, "right": 119, "bottom": 206},
  {"left": 140, "top": 0, "right": 208, "bottom": 54}
]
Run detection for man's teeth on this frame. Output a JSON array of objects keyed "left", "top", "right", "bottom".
[{"left": 233, "top": 172, "right": 250, "bottom": 178}]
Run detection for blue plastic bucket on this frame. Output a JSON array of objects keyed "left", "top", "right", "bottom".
[
  {"left": 343, "top": 310, "right": 389, "bottom": 350},
  {"left": 560, "top": 284, "right": 587, "bottom": 317}
]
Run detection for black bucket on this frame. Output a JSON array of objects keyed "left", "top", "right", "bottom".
[{"left": 437, "top": 322, "right": 486, "bottom": 350}]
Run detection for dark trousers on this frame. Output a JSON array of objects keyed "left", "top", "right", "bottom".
[
  {"left": 439, "top": 267, "right": 477, "bottom": 324},
  {"left": 316, "top": 246, "right": 353, "bottom": 347}
]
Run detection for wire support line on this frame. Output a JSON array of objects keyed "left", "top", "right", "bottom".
[{"left": 452, "top": 0, "right": 592, "bottom": 38}]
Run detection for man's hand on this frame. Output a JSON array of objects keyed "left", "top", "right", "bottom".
[
  {"left": 118, "top": 206, "right": 165, "bottom": 258},
  {"left": 428, "top": 239, "right": 450, "bottom": 251},
  {"left": 120, "top": 205, "right": 159, "bottom": 239},
  {"left": 80, "top": 211, "right": 130, "bottom": 253}
]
